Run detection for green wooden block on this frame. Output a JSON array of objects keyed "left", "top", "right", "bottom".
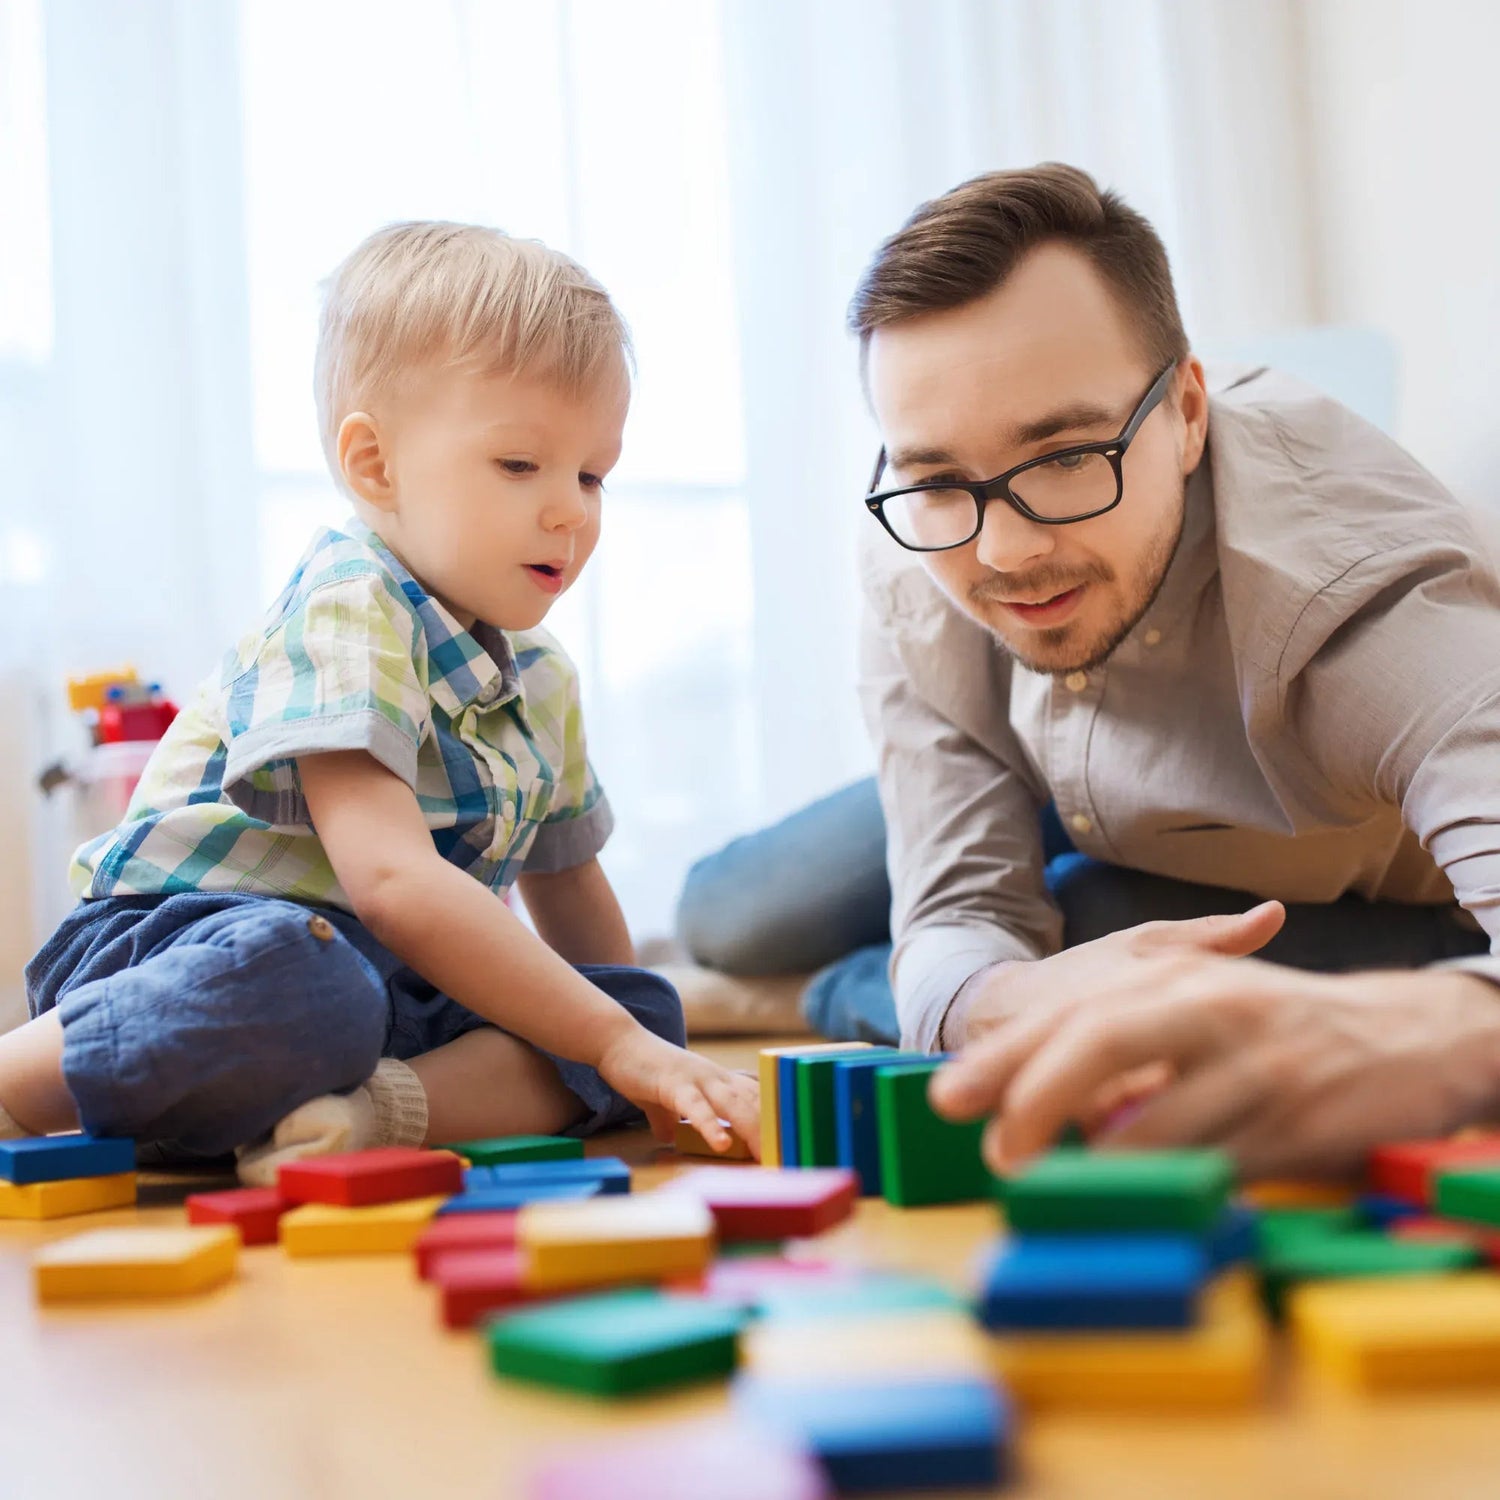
[
  {"left": 1253, "top": 1205, "right": 1361, "bottom": 1258},
  {"left": 486, "top": 1289, "right": 746, "bottom": 1397},
  {"left": 1434, "top": 1166, "right": 1500, "bottom": 1226},
  {"left": 795, "top": 1047, "right": 899, "bottom": 1168},
  {"left": 998, "top": 1148, "right": 1233, "bottom": 1235},
  {"left": 439, "top": 1135, "right": 584, "bottom": 1167},
  {"left": 1258, "top": 1230, "right": 1482, "bottom": 1319},
  {"left": 874, "top": 1061, "right": 992, "bottom": 1207}
]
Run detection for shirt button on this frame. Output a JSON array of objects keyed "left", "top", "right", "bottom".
[
  {"left": 1064, "top": 671, "right": 1088, "bottom": 693},
  {"left": 1144, "top": 628, "right": 1162, "bottom": 647},
  {"left": 1069, "top": 813, "right": 1093, "bottom": 836},
  {"left": 307, "top": 914, "right": 335, "bottom": 942}
]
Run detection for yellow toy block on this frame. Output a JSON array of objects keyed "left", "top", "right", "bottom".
[
  {"left": 744, "top": 1310, "right": 991, "bottom": 1382},
  {"left": 279, "top": 1196, "right": 448, "bottom": 1257},
  {"left": 673, "top": 1118, "right": 753, "bottom": 1161},
  {"left": 66, "top": 666, "right": 138, "bottom": 714},
  {"left": 34, "top": 1226, "right": 238, "bottom": 1303},
  {"left": 1291, "top": 1273, "right": 1500, "bottom": 1392},
  {"left": 1242, "top": 1179, "right": 1357, "bottom": 1210},
  {"left": 758, "top": 1042, "right": 873, "bottom": 1169},
  {"left": 990, "top": 1273, "right": 1269, "bottom": 1411},
  {"left": 519, "top": 1192, "right": 715, "bottom": 1291},
  {"left": 0, "top": 1172, "right": 136, "bottom": 1220}
]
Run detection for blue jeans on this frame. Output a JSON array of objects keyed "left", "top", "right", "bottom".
[
  {"left": 675, "top": 777, "right": 1490, "bottom": 1044},
  {"left": 26, "top": 891, "right": 685, "bottom": 1156}
]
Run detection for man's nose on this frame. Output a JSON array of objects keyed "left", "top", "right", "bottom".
[{"left": 973, "top": 497, "right": 1056, "bottom": 574}]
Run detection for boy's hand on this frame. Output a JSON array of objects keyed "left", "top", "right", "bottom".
[{"left": 596, "top": 1029, "right": 761, "bottom": 1160}]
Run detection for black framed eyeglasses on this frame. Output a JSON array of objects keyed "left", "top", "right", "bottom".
[{"left": 864, "top": 361, "right": 1178, "bottom": 552}]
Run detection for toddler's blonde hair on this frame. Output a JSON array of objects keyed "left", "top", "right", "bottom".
[{"left": 315, "top": 221, "right": 632, "bottom": 471}]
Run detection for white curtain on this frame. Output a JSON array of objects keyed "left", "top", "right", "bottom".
[{"left": 1, "top": 0, "right": 1318, "bottom": 1026}]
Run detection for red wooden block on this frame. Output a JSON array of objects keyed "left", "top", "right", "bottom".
[
  {"left": 666, "top": 1167, "right": 858, "bottom": 1241},
  {"left": 1389, "top": 1216, "right": 1500, "bottom": 1265},
  {"left": 184, "top": 1186, "right": 290, "bottom": 1246},
  {"left": 277, "top": 1147, "right": 464, "bottom": 1208},
  {"left": 413, "top": 1211, "right": 519, "bottom": 1280},
  {"left": 429, "top": 1247, "right": 561, "bottom": 1330},
  {"left": 1368, "top": 1137, "right": 1500, "bottom": 1207}
]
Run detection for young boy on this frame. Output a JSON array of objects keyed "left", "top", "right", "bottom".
[{"left": 4, "top": 221, "right": 758, "bottom": 1179}]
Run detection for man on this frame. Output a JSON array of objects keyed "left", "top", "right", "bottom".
[{"left": 681, "top": 163, "right": 1500, "bottom": 1178}]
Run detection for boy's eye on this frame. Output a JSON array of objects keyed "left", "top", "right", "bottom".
[
  {"left": 496, "top": 459, "right": 537, "bottom": 475},
  {"left": 579, "top": 473, "right": 605, "bottom": 492}
]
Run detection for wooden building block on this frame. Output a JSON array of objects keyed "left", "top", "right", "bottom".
[
  {"left": 752, "top": 1272, "right": 964, "bottom": 1325},
  {"left": 978, "top": 1234, "right": 1208, "bottom": 1331},
  {"left": 1434, "top": 1165, "right": 1500, "bottom": 1226},
  {"left": 277, "top": 1147, "right": 463, "bottom": 1207},
  {"left": 280, "top": 1196, "right": 448, "bottom": 1257},
  {"left": 430, "top": 1247, "right": 563, "bottom": 1329},
  {"left": 34, "top": 1226, "right": 237, "bottom": 1302},
  {"left": 999, "top": 1147, "right": 1232, "bottom": 1234},
  {"left": 487, "top": 1288, "right": 746, "bottom": 1396},
  {"left": 1253, "top": 1205, "right": 1362, "bottom": 1258},
  {"left": 875, "top": 1062, "right": 992, "bottom": 1207},
  {"left": 437, "top": 1180, "right": 606, "bottom": 1216},
  {"left": 666, "top": 1166, "right": 857, "bottom": 1241},
  {"left": 758, "top": 1044, "right": 871, "bottom": 1170},
  {"left": 674, "top": 1119, "right": 753, "bottom": 1161},
  {"left": 831, "top": 1051, "right": 926, "bottom": 1195},
  {"left": 0, "top": 1133, "right": 135, "bottom": 1185},
  {"left": 438, "top": 1135, "right": 584, "bottom": 1167},
  {"left": 735, "top": 1374, "right": 1009, "bottom": 1493},
  {"left": 529, "top": 1415, "right": 830, "bottom": 1500},
  {"left": 184, "top": 1186, "right": 289, "bottom": 1246},
  {"left": 1368, "top": 1136, "right": 1500, "bottom": 1207},
  {"left": 519, "top": 1193, "right": 715, "bottom": 1291},
  {"left": 992, "top": 1273, "right": 1269, "bottom": 1411},
  {"left": 1241, "top": 1179, "right": 1357, "bottom": 1209},
  {"left": 1259, "top": 1229, "right": 1482, "bottom": 1318},
  {"left": 793, "top": 1048, "right": 899, "bottom": 1168},
  {"left": 464, "top": 1157, "right": 630, "bottom": 1195},
  {"left": 1291, "top": 1273, "right": 1500, "bottom": 1391},
  {"left": 743, "top": 1309, "right": 990, "bottom": 1382},
  {"left": 414, "top": 1211, "right": 519, "bottom": 1279},
  {"left": 1389, "top": 1215, "right": 1500, "bottom": 1265},
  {"left": 0, "top": 1172, "right": 136, "bottom": 1221}
]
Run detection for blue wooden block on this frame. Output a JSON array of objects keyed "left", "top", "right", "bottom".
[
  {"left": 1205, "top": 1202, "right": 1258, "bottom": 1272},
  {"left": 978, "top": 1234, "right": 1207, "bottom": 1331},
  {"left": 832, "top": 1052, "right": 927, "bottom": 1196},
  {"left": 735, "top": 1374, "right": 1008, "bottom": 1493},
  {"left": 1358, "top": 1191, "right": 1424, "bottom": 1229},
  {"left": 437, "top": 1179, "right": 606, "bottom": 1215},
  {"left": 462, "top": 1157, "right": 630, "bottom": 1195},
  {"left": 0, "top": 1134, "right": 135, "bottom": 1185},
  {"left": 776, "top": 1055, "right": 803, "bottom": 1170}
]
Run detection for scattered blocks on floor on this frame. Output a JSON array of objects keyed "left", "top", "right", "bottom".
[
  {"left": 759, "top": 1044, "right": 873, "bottom": 1170},
  {"left": 277, "top": 1147, "right": 464, "bottom": 1208},
  {"left": 992, "top": 1273, "right": 1269, "bottom": 1411},
  {"left": 667, "top": 1166, "right": 857, "bottom": 1241},
  {"left": 1258, "top": 1228, "right": 1483, "bottom": 1317},
  {"left": 1292, "top": 1273, "right": 1500, "bottom": 1391},
  {"left": 832, "top": 1051, "right": 926, "bottom": 1195},
  {"left": 488, "top": 1288, "right": 746, "bottom": 1397},
  {"left": 674, "top": 1119, "right": 754, "bottom": 1161},
  {"left": 438, "top": 1135, "right": 584, "bottom": 1167},
  {"left": 1367, "top": 1136, "right": 1500, "bottom": 1207},
  {"left": 414, "top": 1211, "right": 519, "bottom": 1279},
  {"left": 34, "top": 1225, "right": 238, "bottom": 1303},
  {"left": 0, "top": 1133, "right": 135, "bottom": 1185},
  {"left": 519, "top": 1192, "right": 716, "bottom": 1291},
  {"left": 185, "top": 1186, "right": 289, "bottom": 1246},
  {"left": 280, "top": 1196, "right": 448, "bottom": 1257},
  {"left": 430, "top": 1247, "right": 557, "bottom": 1330},
  {"left": 998, "top": 1148, "right": 1232, "bottom": 1235},
  {"left": 875, "top": 1062, "right": 992, "bottom": 1207},
  {"left": 463, "top": 1158, "right": 630, "bottom": 1196},
  {"left": 0, "top": 1172, "right": 136, "bottom": 1221},
  {"left": 978, "top": 1234, "right": 1208, "bottom": 1332},
  {"left": 735, "top": 1373, "right": 1010, "bottom": 1494}
]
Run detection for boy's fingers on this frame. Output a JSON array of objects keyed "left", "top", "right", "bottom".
[
  {"left": 642, "top": 1102, "right": 678, "bottom": 1143},
  {"left": 676, "top": 1088, "right": 731, "bottom": 1151},
  {"left": 703, "top": 1074, "right": 762, "bottom": 1158}
]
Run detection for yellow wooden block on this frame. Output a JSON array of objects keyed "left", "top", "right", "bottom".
[
  {"left": 0, "top": 1172, "right": 136, "bottom": 1220},
  {"left": 519, "top": 1192, "right": 715, "bottom": 1290},
  {"left": 1241, "top": 1179, "right": 1357, "bottom": 1210},
  {"left": 990, "top": 1273, "right": 1269, "bottom": 1411},
  {"left": 758, "top": 1042, "right": 873, "bottom": 1170},
  {"left": 673, "top": 1119, "right": 752, "bottom": 1161},
  {"left": 745, "top": 1310, "right": 991, "bottom": 1382},
  {"left": 34, "top": 1226, "right": 238, "bottom": 1303},
  {"left": 1291, "top": 1273, "right": 1500, "bottom": 1391},
  {"left": 279, "top": 1196, "right": 448, "bottom": 1257}
]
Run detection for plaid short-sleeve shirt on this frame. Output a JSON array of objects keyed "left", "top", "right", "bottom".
[{"left": 71, "top": 522, "right": 613, "bottom": 907}]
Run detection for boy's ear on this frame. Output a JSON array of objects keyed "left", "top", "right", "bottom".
[{"left": 337, "top": 412, "right": 395, "bottom": 510}]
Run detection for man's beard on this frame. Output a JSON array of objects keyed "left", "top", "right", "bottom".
[{"left": 968, "top": 488, "right": 1186, "bottom": 676}]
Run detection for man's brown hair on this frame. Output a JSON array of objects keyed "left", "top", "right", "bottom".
[{"left": 848, "top": 163, "right": 1188, "bottom": 375}]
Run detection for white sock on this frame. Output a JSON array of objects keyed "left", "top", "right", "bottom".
[
  {"left": 236, "top": 1058, "right": 429, "bottom": 1188},
  {"left": 0, "top": 1102, "right": 27, "bottom": 1141}
]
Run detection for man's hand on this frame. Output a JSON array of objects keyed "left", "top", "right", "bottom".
[
  {"left": 931, "top": 951, "right": 1500, "bottom": 1180},
  {"left": 596, "top": 1029, "right": 762, "bottom": 1159},
  {"left": 945, "top": 901, "right": 1288, "bottom": 1048}
]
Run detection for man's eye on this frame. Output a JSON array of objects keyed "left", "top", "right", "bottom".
[{"left": 1043, "top": 451, "right": 1088, "bottom": 471}]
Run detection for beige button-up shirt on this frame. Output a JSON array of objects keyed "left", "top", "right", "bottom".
[{"left": 859, "top": 366, "right": 1500, "bottom": 1051}]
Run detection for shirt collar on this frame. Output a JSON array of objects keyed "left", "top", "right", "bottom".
[
  {"left": 344, "top": 520, "right": 524, "bottom": 717},
  {"left": 1130, "top": 447, "right": 1219, "bottom": 644}
]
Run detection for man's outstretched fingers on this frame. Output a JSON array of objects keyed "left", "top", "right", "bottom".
[
  {"left": 929, "top": 1009, "right": 1069, "bottom": 1122},
  {"left": 1094, "top": 1054, "right": 1263, "bottom": 1152},
  {"left": 1148, "top": 901, "right": 1286, "bottom": 958}
]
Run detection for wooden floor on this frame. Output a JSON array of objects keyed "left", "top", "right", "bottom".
[{"left": 2, "top": 1036, "right": 1496, "bottom": 1499}]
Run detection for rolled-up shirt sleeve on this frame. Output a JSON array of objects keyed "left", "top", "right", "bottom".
[{"left": 859, "top": 556, "right": 1062, "bottom": 1051}]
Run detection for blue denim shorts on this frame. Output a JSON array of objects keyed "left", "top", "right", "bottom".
[{"left": 26, "top": 891, "right": 684, "bottom": 1156}]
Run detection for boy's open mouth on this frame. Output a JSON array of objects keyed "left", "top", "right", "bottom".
[{"left": 524, "top": 563, "right": 566, "bottom": 594}]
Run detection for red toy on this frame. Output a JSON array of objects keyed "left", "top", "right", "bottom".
[
  {"left": 665, "top": 1166, "right": 857, "bottom": 1241},
  {"left": 277, "top": 1147, "right": 464, "bottom": 1208},
  {"left": 413, "top": 1211, "right": 519, "bottom": 1280},
  {"left": 1368, "top": 1137, "right": 1500, "bottom": 1207},
  {"left": 184, "top": 1186, "right": 290, "bottom": 1246}
]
